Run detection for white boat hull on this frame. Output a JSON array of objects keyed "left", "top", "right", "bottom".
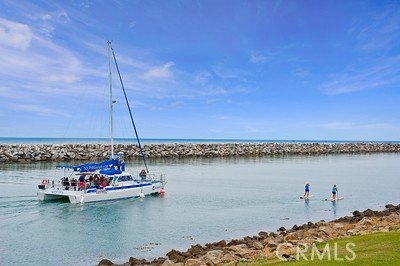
[{"left": 37, "top": 181, "right": 165, "bottom": 204}]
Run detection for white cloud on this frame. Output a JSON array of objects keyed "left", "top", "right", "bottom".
[
  {"left": 142, "top": 62, "right": 175, "bottom": 80},
  {"left": 0, "top": 18, "right": 32, "bottom": 49},
  {"left": 250, "top": 52, "right": 268, "bottom": 64}
]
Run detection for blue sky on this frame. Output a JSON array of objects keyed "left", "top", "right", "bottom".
[{"left": 0, "top": 0, "right": 399, "bottom": 141}]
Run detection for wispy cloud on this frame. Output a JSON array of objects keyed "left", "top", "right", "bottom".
[
  {"left": 321, "top": 7, "right": 400, "bottom": 96},
  {"left": 8, "top": 103, "right": 52, "bottom": 114},
  {"left": 28, "top": 10, "right": 70, "bottom": 37},
  {"left": 46, "top": 74, "right": 79, "bottom": 83},
  {"left": 212, "top": 63, "right": 249, "bottom": 81},
  {"left": 353, "top": 8, "right": 400, "bottom": 52},
  {"left": 321, "top": 56, "right": 400, "bottom": 95},
  {"left": 141, "top": 62, "right": 175, "bottom": 80},
  {"left": 249, "top": 52, "right": 268, "bottom": 64},
  {"left": 0, "top": 32, "right": 84, "bottom": 93}
]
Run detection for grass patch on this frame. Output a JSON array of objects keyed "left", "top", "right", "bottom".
[{"left": 242, "top": 231, "right": 400, "bottom": 266}]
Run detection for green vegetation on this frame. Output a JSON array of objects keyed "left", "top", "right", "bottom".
[{"left": 242, "top": 232, "right": 400, "bottom": 266}]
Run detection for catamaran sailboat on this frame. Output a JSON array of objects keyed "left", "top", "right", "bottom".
[{"left": 37, "top": 41, "right": 166, "bottom": 203}]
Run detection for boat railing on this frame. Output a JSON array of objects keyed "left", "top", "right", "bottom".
[
  {"left": 146, "top": 173, "right": 166, "bottom": 184},
  {"left": 39, "top": 173, "right": 166, "bottom": 191},
  {"left": 38, "top": 179, "right": 105, "bottom": 192}
]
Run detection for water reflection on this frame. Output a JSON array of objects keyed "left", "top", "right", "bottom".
[
  {"left": 332, "top": 200, "right": 337, "bottom": 217},
  {"left": 304, "top": 198, "right": 310, "bottom": 219}
]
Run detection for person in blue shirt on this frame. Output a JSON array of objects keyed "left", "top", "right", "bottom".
[
  {"left": 332, "top": 185, "right": 338, "bottom": 200},
  {"left": 304, "top": 183, "right": 310, "bottom": 198}
]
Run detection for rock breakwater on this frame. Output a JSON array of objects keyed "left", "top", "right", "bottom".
[
  {"left": 1, "top": 142, "right": 400, "bottom": 162},
  {"left": 98, "top": 203, "right": 400, "bottom": 266}
]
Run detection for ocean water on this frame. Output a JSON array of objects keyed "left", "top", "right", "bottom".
[
  {"left": 0, "top": 153, "right": 399, "bottom": 266},
  {"left": 1, "top": 137, "right": 399, "bottom": 144}
]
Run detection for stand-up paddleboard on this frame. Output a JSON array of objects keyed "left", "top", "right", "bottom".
[
  {"left": 300, "top": 196, "right": 311, "bottom": 199},
  {"left": 323, "top": 197, "right": 344, "bottom": 201}
]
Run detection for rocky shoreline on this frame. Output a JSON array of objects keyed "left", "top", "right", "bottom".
[
  {"left": 99, "top": 204, "right": 400, "bottom": 266},
  {"left": 1, "top": 142, "right": 400, "bottom": 162}
]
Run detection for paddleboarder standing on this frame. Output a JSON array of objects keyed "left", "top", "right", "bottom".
[
  {"left": 304, "top": 183, "right": 310, "bottom": 198},
  {"left": 332, "top": 185, "right": 338, "bottom": 200}
]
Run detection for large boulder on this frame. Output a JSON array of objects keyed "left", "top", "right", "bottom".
[
  {"left": 167, "top": 249, "right": 187, "bottom": 263},
  {"left": 187, "top": 244, "right": 206, "bottom": 257},
  {"left": 98, "top": 259, "right": 114, "bottom": 266},
  {"left": 200, "top": 250, "right": 224, "bottom": 265},
  {"left": 161, "top": 260, "right": 176, "bottom": 266},
  {"left": 184, "top": 258, "right": 206, "bottom": 266}
]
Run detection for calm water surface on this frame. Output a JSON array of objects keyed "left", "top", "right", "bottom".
[{"left": 0, "top": 153, "right": 399, "bottom": 266}]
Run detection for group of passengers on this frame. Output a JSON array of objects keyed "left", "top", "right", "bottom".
[{"left": 61, "top": 174, "right": 111, "bottom": 191}]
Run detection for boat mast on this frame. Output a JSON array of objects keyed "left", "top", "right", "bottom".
[
  {"left": 108, "top": 41, "right": 114, "bottom": 159},
  {"left": 109, "top": 43, "right": 150, "bottom": 174}
]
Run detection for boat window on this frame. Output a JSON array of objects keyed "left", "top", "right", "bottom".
[{"left": 117, "top": 175, "right": 133, "bottom": 182}]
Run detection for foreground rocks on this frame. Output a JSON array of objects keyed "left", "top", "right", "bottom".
[
  {"left": 1, "top": 142, "right": 400, "bottom": 162},
  {"left": 98, "top": 204, "right": 400, "bottom": 266}
]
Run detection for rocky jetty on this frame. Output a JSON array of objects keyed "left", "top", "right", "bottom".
[
  {"left": 1, "top": 142, "right": 400, "bottom": 162},
  {"left": 98, "top": 204, "right": 400, "bottom": 266}
]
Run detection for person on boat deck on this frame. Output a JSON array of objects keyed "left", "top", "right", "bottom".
[
  {"left": 139, "top": 169, "right": 147, "bottom": 181},
  {"left": 78, "top": 174, "right": 85, "bottom": 191},
  {"left": 63, "top": 177, "right": 70, "bottom": 190},
  {"left": 70, "top": 178, "right": 77, "bottom": 191},
  {"left": 332, "top": 185, "right": 338, "bottom": 200},
  {"left": 94, "top": 176, "right": 99, "bottom": 188},
  {"left": 304, "top": 183, "right": 310, "bottom": 198}
]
